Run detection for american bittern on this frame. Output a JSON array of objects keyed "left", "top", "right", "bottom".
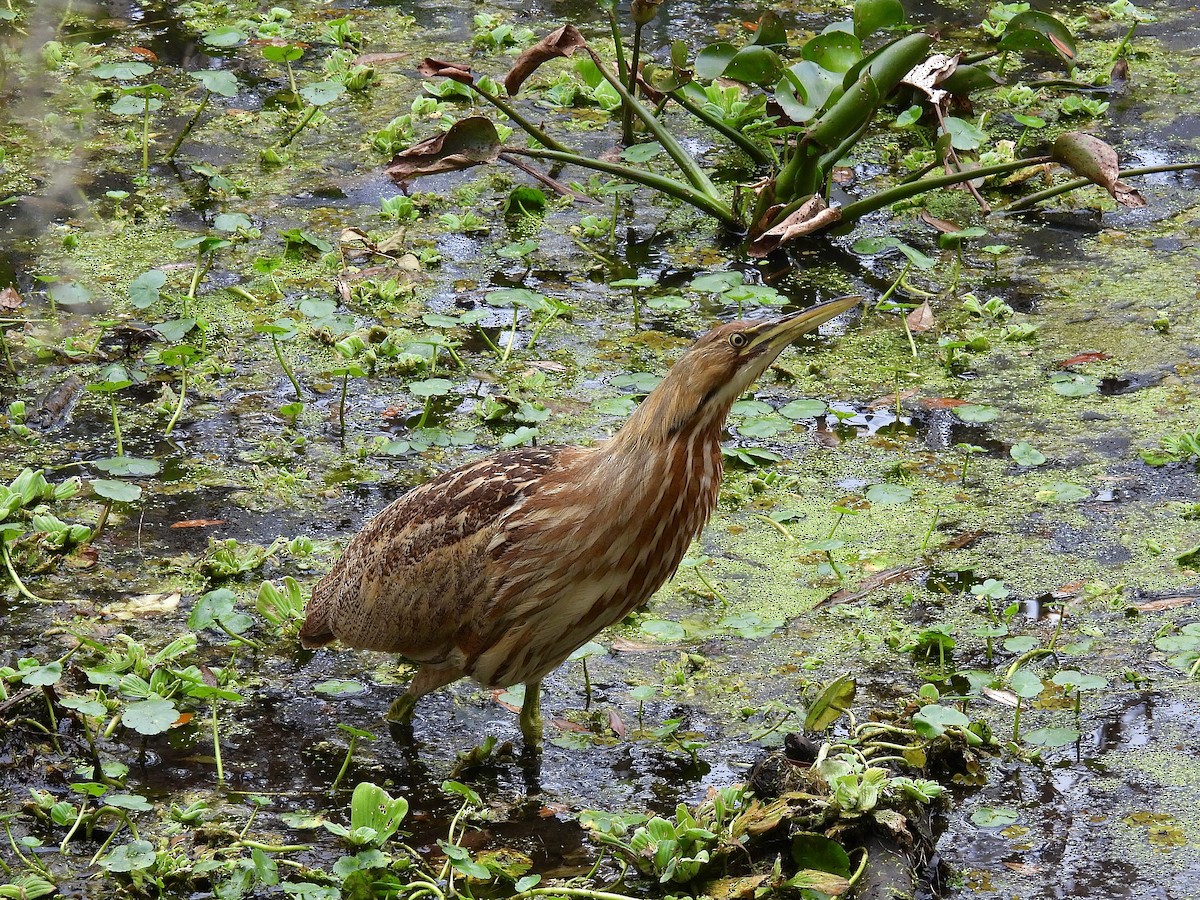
[{"left": 300, "top": 295, "right": 860, "bottom": 747}]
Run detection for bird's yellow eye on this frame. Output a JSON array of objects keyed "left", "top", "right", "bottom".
[{"left": 728, "top": 332, "right": 748, "bottom": 350}]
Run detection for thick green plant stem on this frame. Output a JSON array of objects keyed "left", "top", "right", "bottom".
[
  {"left": 1001, "top": 161, "right": 1200, "bottom": 212},
  {"left": 669, "top": 89, "right": 770, "bottom": 166},
  {"left": 511, "top": 148, "right": 737, "bottom": 226},
  {"left": 583, "top": 48, "right": 719, "bottom": 199},
  {"left": 166, "top": 89, "right": 211, "bottom": 160},
  {"left": 2, "top": 540, "right": 48, "bottom": 603},
  {"left": 835, "top": 155, "right": 1054, "bottom": 224},
  {"left": 472, "top": 83, "right": 572, "bottom": 153}
]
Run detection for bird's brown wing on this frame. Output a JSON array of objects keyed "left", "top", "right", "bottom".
[{"left": 299, "top": 446, "right": 567, "bottom": 659}]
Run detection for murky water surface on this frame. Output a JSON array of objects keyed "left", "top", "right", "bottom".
[{"left": 1, "top": 0, "right": 1198, "bottom": 896}]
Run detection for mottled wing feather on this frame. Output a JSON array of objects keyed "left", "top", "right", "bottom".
[{"left": 300, "top": 446, "right": 566, "bottom": 658}]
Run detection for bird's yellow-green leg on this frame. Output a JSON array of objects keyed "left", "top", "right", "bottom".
[
  {"left": 519, "top": 680, "right": 543, "bottom": 747},
  {"left": 385, "top": 690, "right": 419, "bottom": 724}
]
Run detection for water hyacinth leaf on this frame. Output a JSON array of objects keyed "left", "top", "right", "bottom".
[
  {"left": 718, "top": 612, "right": 784, "bottom": 639},
  {"left": 92, "top": 480, "right": 142, "bottom": 503},
  {"left": 192, "top": 70, "right": 239, "bottom": 97},
  {"left": 804, "top": 675, "right": 856, "bottom": 731},
  {"left": 214, "top": 212, "right": 252, "bottom": 232},
  {"left": 105, "top": 793, "right": 154, "bottom": 811},
  {"left": 49, "top": 281, "right": 92, "bottom": 306},
  {"left": 1049, "top": 372, "right": 1100, "bottom": 397},
  {"left": 779, "top": 398, "right": 828, "bottom": 419},
  {"left": 695, "top": 42, "right": 737, "bottom": 80},
  {"left": 1010, "top": 442, "right": 1046, "bottom": 466},
  {"left": 640, "top": 619, "right": 687, "bottom": 641},
  {"left": 802, "top": 31, "right": 862, "bottom": 73},
  {"left": 912, "top": 703, "right": 969, "bottom": 738},
  {"left": 690, "top": 271, "right": 744, "bottom": 293},
  {"left": 1051, "top": 670, "right": 1107, "bottom": 692},
  {"left": 722, "top": 46, "right": 783, "bottom": 86},
  {"left": 730, "top": 399, "right": 773, "bottom": 417},
  {"left": 568, "top": 641, "right": 607, "bottom": 661},
  {"left": 971, "top": 806, "right": 1019, "bottom": 828},
  {"left": 596, "top": 396, "right": 637, "bottom": 416},
  {"left": 299, "top": 80, "right": 345, "bottom": 106},
  {"left": 853, "top": 0, "right": 905, "bottom": 39},
  {"left": 612, "top": 372, "right": 662, "bottom": 393},
  {"left": 851, "top": 236, "right": 900, "bottom": 255},
  {"left": 20, "top": 661, "right": 62, "bottom": 686},
  {"left": 1037, "top": 481, "right": 1091, "bottom": 504},
  {"left": 941, "top": 117, "right": 987, "bottom": 151},
  {"left": 110, "top": 94, "right": 162, "bottom": 116},
  {"left": 738, "top": 416, "right": 789, "bottom": 438},
  {"left": 621, "top": 142, "right": 664, "bottom": 163},
  {"left": 93, "top": 62, "right": 154, "bottom": 79},
  {"left": 791, "top": 831, "right": 852, "bottom": 877},
  {"left": 129, "top": 269, "right": 166, "bottom": 308},
  {"left": 409, "top": 378, "right": 453, "bottom": 398},
  {"left": 203, "top": 26, "right": 248, "bottom": 48},
  {"left": 897, "top": 243, "right": 938, "bottom": 269},
  {"left": 98, "top": 839, "right": 157, "bottom": 872},
  {"left": 386, "top": 116, "right": 502, "bottom": 180},
  {"left": 154, "top": 318, "right": 197, "bottom": 342},
  {"left": 1024, "top": 726, "right": 1080, "bottom": 748},
  {"left": 998, "top": 11, "right": 1077, "bottom": 67},
  {"left": 122, "top": 697, "right": 179, "bottom": 735},
  {"left": 93, "top": 456, "right": 160, "bottom": 476},
  {"left": 1003, "top": 635, "right": 1038, "bottom": 654},
  {"left": 314, "top": 679, "right": 368, "bottom": 697},
  {"left": 1009, "top": 669, "right": 1044, "bottom": 698},
  {"left": 777, "top": 61, "right": 841, "bottom": 122},
  {"left": 954, "top": 404, "right": 998, "bottom": 423},
  {"left": 59, "top": 695, "right": 107, "bottom": 717},
  {"left": 865, "top": 483, "right": 913, "bottom": 506}
]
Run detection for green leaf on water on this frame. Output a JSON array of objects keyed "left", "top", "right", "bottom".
[
  {"left": 1010, "top": 441, "right": 1046, "bottom": 466},
  {"left": 314, "top": 679, "right": 368, "bottom": 697},
  {"left": 203, "top": 26, "right": 248, "bottom": 48},
  {"left": 299, "top": 80, "right": 346, "bottom": 106},
  {"left": 21, "top": 661, "right": 62, "bottom": 686},
  {"left": 49, "top": 281, "right": 92, "bottom": 306},
  {"left": 640, "top": 619, "right": 686, "bottom": 641},
  {"left": 92, "top": 62, "right": 154, "bottom": 80},
  {"left": 970, "top": 806, "right": 1018, "bottom": 828},
  {"left": 98, "top": 839, "right": 157, "bottom": 872},
  {"left": 1049, "top": 372, "right": 1099, "bottom": 397},
  {"left": 779, "top": 398, "right": 828, "bottom": 419},
  {"left": 1003, "top": 635, "right": 1038, "bottom": 653},
  {"left": 1009, "top": 669, "right": 1044, "bottom": 698},
  {"left": 1036, "top": 481, "right": 1091, "bottom": 504},
  {"left": 1023, "top": 726, "right": 1080, "bottom": 748},
  {"left": 92, "top": 480, "right": 142, "bottom": 503},
  {"left": 93, "top": 457, "right": 160, "bottom": 477},
  {"left": 718, "top": 612, "right": 784, "bottom": 639},
  {"left": 122, "top": 697, "right": 179, "bottom": 735},
  {"left": 689, "top": 271, "right": 744, "bottom": 293},
  {"left": 954, "top": 404, "right": 998, "bottom": 423},
  {"left": 912, "top": 703, "right": 969, "bottom": 738},
  {"left": 129, "top": 269, "right": 166, "bottom": 308},
  {"left": 865, "top": 483, "right": 913, "bottom": 506},
  {"left": 191, "top": 70, "right": 239, "bottom": 97}
]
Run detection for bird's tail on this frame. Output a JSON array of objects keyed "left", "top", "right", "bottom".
[{"left": 298, "top": 577, "right": 336, "bottom": 648}]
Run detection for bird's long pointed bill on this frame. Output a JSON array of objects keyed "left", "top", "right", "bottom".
[{"left": 746, "top": 295, "right": 862, "bottom": 353}]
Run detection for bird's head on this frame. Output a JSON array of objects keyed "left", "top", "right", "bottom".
[{"left": 618, "top": 295, "right": 861, "bottom": 445}]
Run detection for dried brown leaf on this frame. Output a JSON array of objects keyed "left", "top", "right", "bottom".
[
  {"left": 1051, "top": 131, "right": 1146, "bottom": 208},
  {"left": 417, "top": 57, "right": 474, "bottom": 84},
  {"left": 170, "top": 519, "right": 226, "bottom": 528},
  {"left": 982, "top": 687, "right": 1019, "bottom": 708},
  {"left": 1133, "top": 596, "right": 1196, "bottom": 612},
  {"left": 1056, "top": 350, "right": 1110, "bottom": 367},
  {"left": 385, "top": 116, "right": 501, "bottom": 180},
  {"left": 747, "top": 197, "right": 841, "bottom": 257},
  {"left": 504, "top": 25, "right": 588, "bottom": 96},
  {"left": 906, "top": 299, "right": 935, "bottom": 333},
  {"left": 918, "top": 209, "right": 962, "bottom": 233},
  {"left": 0, "top": 287, "right": 23, "bottom": 311}
]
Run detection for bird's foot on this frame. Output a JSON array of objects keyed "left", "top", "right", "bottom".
[
  {"left": 518, "top": 680, "right": 543, "bottom": 750},
  {"left": 384, "top": 692, "right": 418, "bottom": 724}
]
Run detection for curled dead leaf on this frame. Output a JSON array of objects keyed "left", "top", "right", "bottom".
[
  {"left": 385, "top": 116, "right": 502, "bottom": 181},
  {"left": 417, "top": 57, "right": 473, "bottom": 84},
  {"left": 170, "top": 519, "right": 226, "bottom": 528},
  {"left": 0, "top": 286, "right": 24, "bottom": 311},
  {"left": 1056, "top": 350, "right": 1110, "bottom": 367},
  {"left": 504, "top": 25, "right": 588, "bottom": 96},
  {"left": 1051, "top": 132, "right": 1146, "bottom": 208},
  {"left": 747, "top": 197, "right": 841, "bottom": 257},
  {"left": 1133, "top": 596, "right": 1196, "bottom": 612},
  {"left": 907, "top": 299, "right": 935, "bottom": 333}
]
